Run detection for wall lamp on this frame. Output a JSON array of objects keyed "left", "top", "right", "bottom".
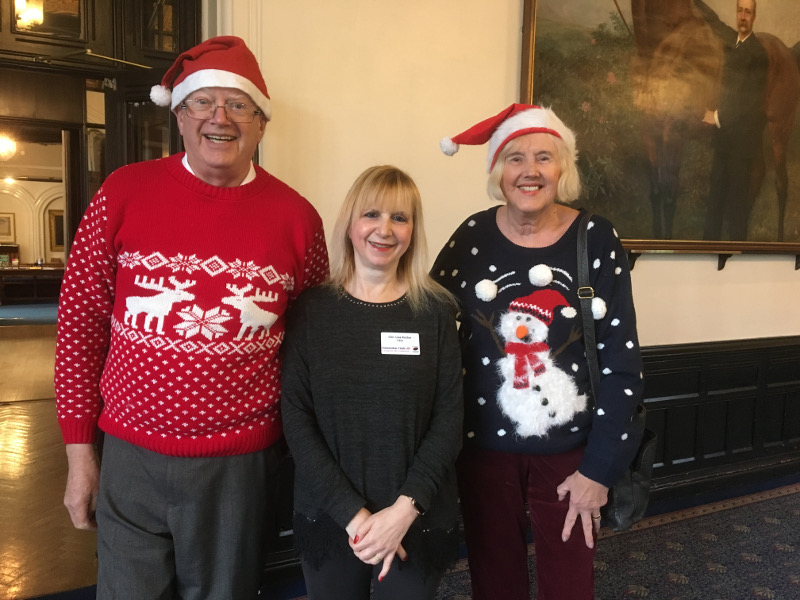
[{"left": 0, "top": 135, "right": 17, "bottom": 162}]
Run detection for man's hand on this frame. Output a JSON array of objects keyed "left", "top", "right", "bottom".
[
  {"left": 64, "top": 443, "right": 100, "bottom": 531},
  {"left": 556, "top": 470, "right": 608, "bottom": 548}
]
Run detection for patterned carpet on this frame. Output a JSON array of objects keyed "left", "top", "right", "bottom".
[
  {"left": 434, "top": 483, "right": 800, "bottom": 600},
  {"left": 35, "top": 484, "right": 800, "bottom": 599}
]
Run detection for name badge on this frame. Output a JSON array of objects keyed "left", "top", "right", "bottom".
[{"left": 381, "top": 332, "right": 420, "bottom": 355}]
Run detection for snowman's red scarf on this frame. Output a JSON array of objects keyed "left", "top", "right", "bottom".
[{"left": 504, "top": 341, "right": 549, "bottom": 389}]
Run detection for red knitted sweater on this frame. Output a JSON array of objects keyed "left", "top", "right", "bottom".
[{"left": 55, "top": 154, "right": 329, "bottom": 456}]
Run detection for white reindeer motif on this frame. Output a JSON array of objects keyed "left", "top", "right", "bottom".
[
  {"left": 221, "top": 283, "right": 279, "bottom": 340},
  {"left": 124, "top": 276, "right": 197, "bottom": 334}
]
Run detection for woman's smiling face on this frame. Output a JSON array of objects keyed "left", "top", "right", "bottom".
[
  {"left": 500, "top": 133, "right": 562, "bottom": 218},
  {"left": 348, "top": 205, "right": 413, "bottom": 275}
]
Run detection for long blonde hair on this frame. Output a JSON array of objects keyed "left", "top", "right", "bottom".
[{"left": 328, "top": 165, "right": 453, "bottom": 312}]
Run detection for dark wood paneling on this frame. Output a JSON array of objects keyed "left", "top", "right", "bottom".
[
  {"left": 0, "top": 0, "right": 198, "bottom": 75},
  {"left": 0, "top": 267, "right": 64, "bottom": 304},
  {"left": 643, "top": 336, "right": 800, "bottom": 500},
  {"left": 0, "top": 0, "right": 113, "bottom": 65},
  {"left": 0, "top": 68, "right": 83, "bottom": 122},
  {"left": 117, "top": 0, "right": 201, "bottom": 69}
]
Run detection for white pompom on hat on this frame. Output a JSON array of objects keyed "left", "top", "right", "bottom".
[
  {"left": 150, "top": 35, "right": 271, "bottom": 120},
  {"left": 440, "top": 103, "right": 576, "bottom": 172}
]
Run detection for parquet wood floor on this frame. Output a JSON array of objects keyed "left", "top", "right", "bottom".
[
  {"left": 0, "top": 325, "right": 96, "bottom": 600},
  {"left": 0, "top": 326, "right": 57, "bottom": 404}
]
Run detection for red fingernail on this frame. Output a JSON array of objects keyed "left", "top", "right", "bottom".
[
  {"left": 402, "top": 555, "right": 408, "bottom": 562},
  {"left": 353, "top": 535, "right": 359, "bottom": 544},
  {"left": 378, "top": 576, "right": 384, "bottom": 582}
]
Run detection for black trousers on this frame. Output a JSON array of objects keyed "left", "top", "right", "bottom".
[
  {"left": 704, "top": 137, "right": 763, "bottom": 241},
  {"left": 301, "top": 548, "right": 442, "bottom": 600}
]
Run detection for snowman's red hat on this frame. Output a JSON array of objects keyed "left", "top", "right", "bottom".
[
  {"left": 509, "top": 289, "right": 569, "bottom": 326},
  {"left": 440, "top": 103, "right": 576, "bottom": 172},
  {"left": 150, "top": 35, "right": 271, "bottom": 119}
]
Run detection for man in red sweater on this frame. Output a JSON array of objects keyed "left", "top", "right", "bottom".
[{"left": 55, "top": 36, "right": 329, "bottom": 598}]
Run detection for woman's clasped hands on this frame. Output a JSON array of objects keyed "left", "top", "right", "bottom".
[{"left": 346, "top": 496, "right": 418, "bottom": 581}]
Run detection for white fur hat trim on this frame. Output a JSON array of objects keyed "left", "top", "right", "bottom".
[{"left": 170, "top": 69, "right": 272, "bottom": 119}]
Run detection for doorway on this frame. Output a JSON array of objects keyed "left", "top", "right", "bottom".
[{"left": 0, "top": 123, "right": 67, "bottom": 267}]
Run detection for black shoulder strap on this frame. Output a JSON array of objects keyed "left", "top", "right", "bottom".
[{"left": 577, "top": 212, "right": 600, "bottom": 408}]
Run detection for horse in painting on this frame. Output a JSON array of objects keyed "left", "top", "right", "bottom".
[{"left": 630, "top": 0, "right": 800, "bottom": 240}]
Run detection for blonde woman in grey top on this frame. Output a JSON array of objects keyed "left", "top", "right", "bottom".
[{"left": 281, "top": 165, "right": 463, "bottom": 600}]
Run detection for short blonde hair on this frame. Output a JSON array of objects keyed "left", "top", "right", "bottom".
[
  {"left": 486, "top": 134, "right": 581, "bottom": 204},
  {"left": 328, "top": 165, "right": 452, "bottom": 312}
]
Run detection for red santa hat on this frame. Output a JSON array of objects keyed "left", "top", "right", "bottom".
[
  {"left": 508, "top": 289, "right": 570, "bottom": 327},
  {"left": 440, "top": 103, "right": 576, "bottom": 172},
  {"left": 150, "top": 36, "right": 271, "bottom": 120}
]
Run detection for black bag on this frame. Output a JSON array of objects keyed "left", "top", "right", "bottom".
[
  {"left": 576, "top": 212, "right": 657, "bottom": 532},
  {"left": 601, "top": 411, "right": 657, "bottom": 531}
]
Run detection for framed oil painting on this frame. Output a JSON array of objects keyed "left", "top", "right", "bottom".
[
  {"left": 49, "top": 209, "right": 65, "bottom": 252},
  {"left": 0, "top": 213, "right": 15, "bottom": 243},
  {"left": 521, "top": 0, "right": 800, "bottom": 257}
]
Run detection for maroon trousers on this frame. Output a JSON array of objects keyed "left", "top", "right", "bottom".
[{"left": 456, "top": 445, "right": 596, "bottom": 600}]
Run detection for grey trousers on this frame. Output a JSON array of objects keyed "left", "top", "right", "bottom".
[{"left": 96, "top": 434, "right": 280, "bottom": 600}]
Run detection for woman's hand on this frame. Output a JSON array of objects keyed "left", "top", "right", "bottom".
[
  {"left": 346, "top": 507, "right": 372, "bottom": 540},
  {"left": 348, "top": 496, "right": 416, "bottom": 581},
  {"left": 556, "top": 470, "right": 608, "bottom": 548}
]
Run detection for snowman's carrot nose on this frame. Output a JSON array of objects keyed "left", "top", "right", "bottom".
[{"left": 516, "top": 325, "right": 528, "bottom": 339}]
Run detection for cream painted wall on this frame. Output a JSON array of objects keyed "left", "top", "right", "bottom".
[
  {"left": 203, "top": 0, "right": 800, "bottom": 347},
  {"left": 0, "top": 182, "right": 65, "bottom": 264},
  {"left": 630, "top": 254, "right": 798, "bottom": 346}
]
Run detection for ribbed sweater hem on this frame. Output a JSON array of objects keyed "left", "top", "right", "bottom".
[{"left": 95, "top": 416, "right": 282, "bottom": 457}]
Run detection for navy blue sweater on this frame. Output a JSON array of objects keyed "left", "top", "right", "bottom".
[{"left": 432, "top": 207, "right": 643, "bottom": 487}]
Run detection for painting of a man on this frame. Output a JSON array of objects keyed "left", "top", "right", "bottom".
[
  {"left": 702, "top": 0, "right": 768, "bottom": 240},
  {"left": 527, "top": 0, "right": 800, "bottom": 244}
]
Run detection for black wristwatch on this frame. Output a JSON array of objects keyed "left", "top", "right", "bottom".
[{"left": 405, "top": 495, "right": 427, "bottom": 516}]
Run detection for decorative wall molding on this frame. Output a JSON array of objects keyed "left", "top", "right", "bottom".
[{"left": 201, "top": 0, "right": 267, "bottom": 167}]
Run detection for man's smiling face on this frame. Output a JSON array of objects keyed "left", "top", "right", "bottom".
[{"left": 176, "top": 87, "right": 265, "bottom": 187}]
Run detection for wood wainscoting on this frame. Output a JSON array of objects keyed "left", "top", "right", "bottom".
[{"left": 642, "top": 336, "right": 800, "bottom": 501}]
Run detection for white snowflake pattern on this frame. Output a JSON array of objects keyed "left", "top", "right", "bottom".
[
  {"left": 167, "top": 253, "right": 203, "bottom": 274},
  {"left": 175, "top": 305, "right": 233, "bottom": 340},
  {"left": 118, "top": 251, "right": 144, "bottom": 269},
  {"left": 280, "top": 273, "right": 295, "bottom": 291},
  {"left": 229, "top": 259, "right": 262, "bottom": 280}
]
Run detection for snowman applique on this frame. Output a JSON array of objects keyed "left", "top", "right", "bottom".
[{"left": 495, "top": 288, "right": 588, "bottom": 438}]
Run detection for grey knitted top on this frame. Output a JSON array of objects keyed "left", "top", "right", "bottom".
[{"left": 281, "top": 285, "right": 463, "bottom": 571}]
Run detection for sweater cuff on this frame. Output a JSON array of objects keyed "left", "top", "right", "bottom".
[
  {"left": 329, "top": 496, "right": 367, "bottom": 531},
  {"left": 578, "top": 453, "right": 625, "bottom": 489},
  {"left": 399, "top": 485, "right": 431, "bottom": 515},
  {"left": 58, "top": 418, "right": 100, "bottom": 445},
  {"left": 579, "top": 429, "right": 644, "bottom": 488}
]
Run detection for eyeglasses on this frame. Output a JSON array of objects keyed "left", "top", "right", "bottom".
[{"left": 181, "top": 98, "right": 261, "bottom": 123}]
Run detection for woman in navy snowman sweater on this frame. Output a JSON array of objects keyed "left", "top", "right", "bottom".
[{"left": 432, "top": 104, "right": 644, "bottom": 600}]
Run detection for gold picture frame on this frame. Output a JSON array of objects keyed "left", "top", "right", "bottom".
[
  {"left": 521, "top": 0, "right": 800, "bottom": 263},
  {"left": 0, "top": 212, "right": 15, "bottom": 243},
  {"left": 49, "top": 209, "right": 65, "bottom": 252}
]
